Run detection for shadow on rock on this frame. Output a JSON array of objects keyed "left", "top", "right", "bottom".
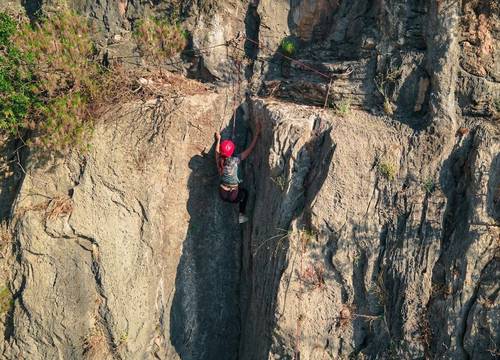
[{"left": 170, "top": 115, "right": 248, "bottom": 359}]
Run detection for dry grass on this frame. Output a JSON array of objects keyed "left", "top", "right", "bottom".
[
  {"left": 252, "top": 227, "right": 317, "bottom": 259},
  {"left": 95, "top": 65, "right": 209, "bottom": 111},
  {"left": 298, "top": 262, "right": 325, "bottom": 290},
  {"left": 477, "top": 296, "right": 495, "bottom": 309},
  {"left": 375, "top": 64, "right": 401, "bottom": 115},
  {"left": 431, "top": 281, "right": 452, "bottom": 298},
  {"left": 417, "top": 314, "right": 432, "bottom": 352},
  {"left": 46, "top": 196, "right": 73, "bottom": 220},
  {"left": 252, "top": 228, "right": 290, "bottom": 256},
  {"left": 14, "top": 201, "right": 49, "bottom": 220},
  {"left": 368, "top": 271, "right": 390, "bottom": 331},
  {"left": 0, "top": 221, "right": 12, "bottom": 259},
  {"left": 133, "top": 17, "right": 187, "bottom": 64},
  {"left": 13, "top": 194, "right": 74, "bottom": 222},
  {"left": 339, "top": 303, "right": 385, "bottom": 331},
  {"left": 82, "top": 326, "right": 109, "bottom": 360}
]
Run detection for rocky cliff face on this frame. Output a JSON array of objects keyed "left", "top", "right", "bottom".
[{"left": 0, "top": 0, "right": 499, "bottom": 360}]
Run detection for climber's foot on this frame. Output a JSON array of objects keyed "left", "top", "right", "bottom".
[{"left": 238, "top": 214, "right": 249, "bottom": 224}]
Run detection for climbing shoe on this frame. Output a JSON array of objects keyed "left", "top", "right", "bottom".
[{"left": 238, "top": 214, "right": 249, "bottom": 224}]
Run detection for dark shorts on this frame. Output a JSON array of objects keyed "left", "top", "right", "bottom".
[
  {"left": 219, "top": 186, "right": 240, "bottom": 203},
  {"left": 219, "top": 186, "right": 248, "bottom": 213}
]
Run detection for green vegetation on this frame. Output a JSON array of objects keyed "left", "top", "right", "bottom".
[
  {"left": 133, "top": 17, "right": 187, "bottom": 63},
  {"left": 280, "top": 37, "right": 296, "bottom": 57},
  {"left": 166, "top": 0, "right": 219, "bottom": 22},
  {"left": 0, "top": 286, "right": 12, "bottom": 317},
  {"left": 378, "top": 161, "right": 397, "bottom": 181},
  {"left": 422, "top": 178, "right": 436, "bottom": 194},
  {"left": 336, "top": 98, "right": 351, "bottom": 116},
  {"left": 271, "top": 174, "right": 289, "bottom": 192},
  {"left": 0, "top": 13, "right": 35, "bottom": 135},
  {"left": 0, "top": 9, "right": 188, "bottom": 152},
  {"left": 374, "top": 65, "right": 401, "bottom": 115},
  {"left": 0, "top": 9, "right": 101, "bottom": 150}
]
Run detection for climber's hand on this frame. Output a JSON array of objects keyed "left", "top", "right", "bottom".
[{"left": 215, "top": 132, "right": 221, "bottom": 141}]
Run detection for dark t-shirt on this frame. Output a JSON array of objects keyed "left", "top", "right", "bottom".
[{"left": 221, "top": 155, "right": 241, "bottom": 185}]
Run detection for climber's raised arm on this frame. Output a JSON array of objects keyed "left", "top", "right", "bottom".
[
  {"left": 215, "top": 131, "right": 221, "bottom": 161},
  {"left": 240, "top": 120, "right": 261, "bottom": 161},
  {"left": 214, "top": 131, "right": 223, "bottom": 175}
]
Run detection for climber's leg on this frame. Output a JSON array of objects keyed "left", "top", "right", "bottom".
[
  {"left": 219, "top": 186, "right": 249, "bottom": 223},
  {"left": 236, "top": 188, "right": 248, "bottom": 214}
]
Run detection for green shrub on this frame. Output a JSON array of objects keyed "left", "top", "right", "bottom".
[
  {"left": 422, "top": 178, "right": 436, "bottom": 194},
  {"left": 378, "top": 162, "right": 397, "bottom": 181},
  {"left": 15, "top": 11, "right": 97, "bottom": 97},
  {"left": 280, "top": 38, "right": 296, "bottom": 57},
  {"left": 271, "top": 174, "right": 288, "bottom": 192},
  {"left": 133, "top": 17, "right": 187, "bottom": 63},
  {"left": 336, "top": 98, "right": 351, "bottom": 116},
  {"left": 0, "top": 286, "right": 12, "bottom": 317},
  {"left": 0, "top": 10, "right": 101, "bottom": 150},
  {"left": 0, "top": 13, "right": 36, "bottom": 135}
]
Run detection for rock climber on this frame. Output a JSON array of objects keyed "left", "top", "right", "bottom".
[{"left": 214, "top": 120, "right": 261, "bottom": 223}]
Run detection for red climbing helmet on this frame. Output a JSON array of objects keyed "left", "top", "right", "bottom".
[{"left": 220, "top": 140, "right": 235, "bottom": 157}]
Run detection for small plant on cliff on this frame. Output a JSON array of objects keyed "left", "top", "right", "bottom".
[
  {"left": 0, "top": 286, "right": 12, "bottom": 317},
  {"left": 422, "top": 178, "right": 436, "bottom": 194},
  {"left": 0, "top": 13, "right": 34, "bottom": 135},
  {"left": 133, "top": 17, "right": 187, "bottom": 64},
  {"left": 377, "top": 161, "right": 397, "bottom": 181},
  {"left": 271, "top": 174, "right": 289, "bottom": 193},
  {"left": 336, "top": 98, "right": 351, "bottom": 116},
  {"left": 374, "top": 64, "right": 401, "bottom": 116},
  {"left": 118, "top": 331, "right": 128, "bottom": 349},
  {"left": 280, "top": 37, "right": 297, "bottom": 57},
  {"left": 82, "top": 326, "right": 108, "bottom": 359}
]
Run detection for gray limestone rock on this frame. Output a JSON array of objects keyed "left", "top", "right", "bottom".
[{"left": 0, "top": 0, "right": 499, "bottom": 359}]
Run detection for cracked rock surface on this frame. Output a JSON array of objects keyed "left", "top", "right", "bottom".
[
  {"left": 2, "top": 94, "right": 243, "bottom": 359},
  {"left": 0, "top": 0, "right": 499, "bottom": 359}
]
